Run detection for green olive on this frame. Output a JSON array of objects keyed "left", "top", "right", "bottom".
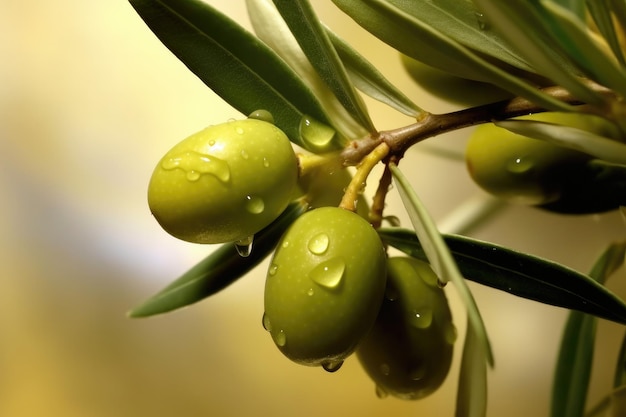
[
  {"left": 263, "top": 206, "right": 387, "bottom": 370},
  {"left": 147, "top": 117, "right": 298, "bottom": 244},
  {"left": 357, "top": 257, "right": 455, "bottom": 400},
  {"left": 466, "top": 112, "right": 619, "bottom": 205}
]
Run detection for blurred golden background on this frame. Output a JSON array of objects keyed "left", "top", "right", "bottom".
[{"left": 1, "top": 1, "right": 624, "bottom": 416}]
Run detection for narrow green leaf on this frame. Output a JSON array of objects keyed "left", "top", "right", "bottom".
[
  {"left": 128, "top": 0, "right": 333, "bottom": 150},
  {"left": 614, "top": 330, "right": 626, "bottom": 388},
  {"left": 456, "top": 317, "right": 488, "bottom": 417},
  {"left": 552, "top": 0, "right": 587, "bottom": 18},
  {"left": 325, "top": 28, "right": 425, "bottom": 118},
  {"left": 128, "top": 201, "right": 307, "bottom": 318},
  {"left": 389, "top": 164, "right": 494, "bottom": 366},
  {"left": 495, "top": 119, "right": 626, "bottom": 164},
  {"left": 382, "top": 0, "right": 535, "bottom": 72},
  {"left": 245, "top": 0, "right": 369, "bottom": 141},
  {"left": 587, "top": 0, "right": 626, "bottom": 65},
  {"left": 272, "top": 0, "right": 376, "bottom": 132},
  {"left": 378, "top": 228, "right": 626, "bottom": 324},
  {"left": 472, "top": 0, "right": 608, "bottom": 107},
  {"left": 541, "top": 1, "right": 626, "bottom": 98},
  {"left": 551, "top": 242, "right": 626, "bottom": 417},
  {"left": 332, "top": 0, "right": 576, "bottom": 112}
]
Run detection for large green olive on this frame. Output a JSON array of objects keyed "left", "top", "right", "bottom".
[
  {"left": 466, "top": 112, "right": 620, "bottom": 206},
  {"left": 357, "top": 257, "right": 455, "bottom": 400},
  {"left": 147, "top": 118, "right": 298, "bottom": 244},
  {"left": 263, "top": 207, "right": 387, "bottom": 370}
]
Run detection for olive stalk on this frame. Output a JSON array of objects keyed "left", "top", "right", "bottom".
[
  {"left": 339, "top": 142, "right": 390, "bottom": 212},
  {"left": 340, "top": 83, "right": 618, "bottom": 167}
]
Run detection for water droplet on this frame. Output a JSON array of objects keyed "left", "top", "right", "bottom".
[
  {"left": 209, "top": 140, "right": 216, "bottom": 146},
  {"left": 437, "top": 279, "right": 447, "bottom": 289},
  {"left": 410, "top": 308, "right": 433, "bottom": 329},
  {"left": 236, "top": 127, "right": 244, "bottom": 135},
  {"left": 281, "top": 241, "right": 290, "bottom": 249},
  {"left": 475, "top": 12, "right": 490, "bottom": 30},
  {"left": 380, "top": 363, "right": 391, "bottom": 376},
  {"left": 299, "top": 115, "right": 336, "bottom": 150},
  {"left": 322, "top": 360, "right": 343, "bottom": 373},
  {"left": 245, "top": 196, "right": 265, "bottom": 214},
  {"left": 307, "top": 233, "right": 330, "bottom": 255},
  {"left": 162, "top": 151, "right": 231, "bottom": 183},
  {"left": 444, "top": 323, "right": 458, "bottom": 344},
  {"left": 235, "top": 235, "right": 254, "bottom": 257},
  {"left": 507, "top": 156, "right": 534, "bottom": 174},
  {"left": 274, "top": 330, "right": 287, "bottom": 347},
  {"left": 309, "top": 257, "right": 345, "bottom": 290},
  {"left": 409, "top": 365, "right": 426, "bottom": 381},
  {"left": 306, "top": 288, "right": 315, "bottom": 296},
  {"left": 375, "top": 385, "right": 389, "bottom": 399},
  {"left": 262, "top": 157, "right": 270, "bottom": 168},
  {"left": 268, "top": 263, "right": 278, "bottom": 276},
  {"left": 248, "top": 109, "right": 274, "bottom": 124},
  {"left": 240, "top": 149, "right": 249, "bottom": 160},
  {"left": 262, "top": 313, "right": 272, "bottom": 331}
]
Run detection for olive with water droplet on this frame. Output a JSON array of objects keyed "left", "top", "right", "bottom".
[
  {"left": 148, "top": 116, "right": 298, "bottom": 243},
  {"left": 357, "top": 257, "right": 454, "bottom": 400},
  {"left": 466, "top": 112, "right": 619, "bottom": 206},
  {"left": 264, "top": 207, "right": 387, "bottom": 367}
]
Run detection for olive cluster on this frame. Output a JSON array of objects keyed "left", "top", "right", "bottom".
[{"left": 147, "top": 114, "right": 456, "bottom": 399}]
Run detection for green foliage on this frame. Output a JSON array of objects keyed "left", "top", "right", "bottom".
[{"left": 127, "top": 0, "right": 626, "bottom": 416}]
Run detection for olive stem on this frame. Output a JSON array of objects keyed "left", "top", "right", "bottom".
[
  {"left": 339, "top": 142, "right": 390, "bottom": 212},
  {"left": 369, "top": 160, "right": 394, "bottom": 229},
  {"left": 340, "top": 83, "right": 617, "bottom": 166}
]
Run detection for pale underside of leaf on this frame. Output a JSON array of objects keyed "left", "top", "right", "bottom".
[
  {"left": 495, "top": 119, "right": 626, "bottom": 165},
  {"left": 389, "top": 164, "right": 494, "bottom": 367},
  {"left": 245, "top": 0, "right": 369, "bottom": 141}
]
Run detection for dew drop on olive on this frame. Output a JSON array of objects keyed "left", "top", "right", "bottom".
[
  {"left": 357, "top": 256, "right": 455, "bottom": 400},
  {"left": 147, "top": 116, "right": 298, "bottom": 244},
  {"left": 263, "top": 207, "right": 387, "bottom": 368}
]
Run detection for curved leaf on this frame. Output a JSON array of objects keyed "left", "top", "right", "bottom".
[
  {"left": 332, "top": 0, "right": 576, "bottom": 112},
  {"left": 587, "top": 0, "right": 626, "bottom": 65},
  {"left": 378, "top": 228, "right": 626, "bottom": 324},
  {"left": 456, "top": 317, "right": 488, "bottom": 417},
  {"left": 495, "top": 119, "right": 626, "bottom": 165},
  {"left": 128, "top": 0, "right": 331, "bottom": 150},
  {"left": 325, "top": 28, "right": 425, "bottom": 118},
  {"left": 390, "top": 164, "right": 494, "bottom": 368},
  {"left": 245, "top": 0, "right": 368, "bottom": 142},
  {"left": 551, "top": 242, "right": 626, "bottom": 417},
  {"left": 128, "top": 200, "right": 308, "bottom": 318},
  {"left": 272, "top": 0, "right": 376, "bottom": 132}
]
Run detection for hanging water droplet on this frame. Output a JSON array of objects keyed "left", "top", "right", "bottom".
[
  {"left": 234, "top": 235, "right": 254, "bottom": 257},
  {"left": 299, "top": 115, "right": 336, "bottom": 150},
  {"left": 245, "top": 196, "right": 265, "bottom": 214},
  {"left": 375, "top": 385, "right": 389, "bottom": 399},
  {"left": 410, "top": 308, "right": 433, "bottom": 329},
  {"left": 240, "top": 149, "right": 249, "bottom": 160},
  {"left": 507, "top": 155, "right": 534, "bottom": 174},
  {"left": 474, "top": 12, "right": 490, "bottom": 30},
  {"left": 209, "top": 140, "right": 216, "bottom": 146},
  {"left": 281, "top": 240, "right": 290, "bottom": 249},
  {"left": 248, "top": 109, "right": 275, "bottom": 124},
  {"left": 262, "top": 313, "right": 272, "bottom": 331},
  {"left": 444, "top": 323, "right": 458, "bottom": 344},
  {"left": 268, "top": 263, "right": 278, "bottom": 276},
  {"left": 309, "top": 257, "right": 345, "bottom": 290},
  {"left": 321, "top": 360, "right": 344, "bottom": 373},
  {"left": 307, "top": 233, "right": 330, "bottom": 255},
  {"left": 274, "top": 330, "right": 287, "bottom": 346},
  {"left": 380, "top": 363, "right": 391, "bottom": 376},
  {"left": 162, "top": 151, "right": 231, "bottom": 183},
  {"left": 437, "top": 279, "right": 447, "bottom": 289},
  {"left": 409, "top": 365, "right": 426, "bottom": 381}
]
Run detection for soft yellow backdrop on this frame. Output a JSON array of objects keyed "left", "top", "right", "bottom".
[{"left": 1, "top": 1, "right": 624, "bottom": 416}]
